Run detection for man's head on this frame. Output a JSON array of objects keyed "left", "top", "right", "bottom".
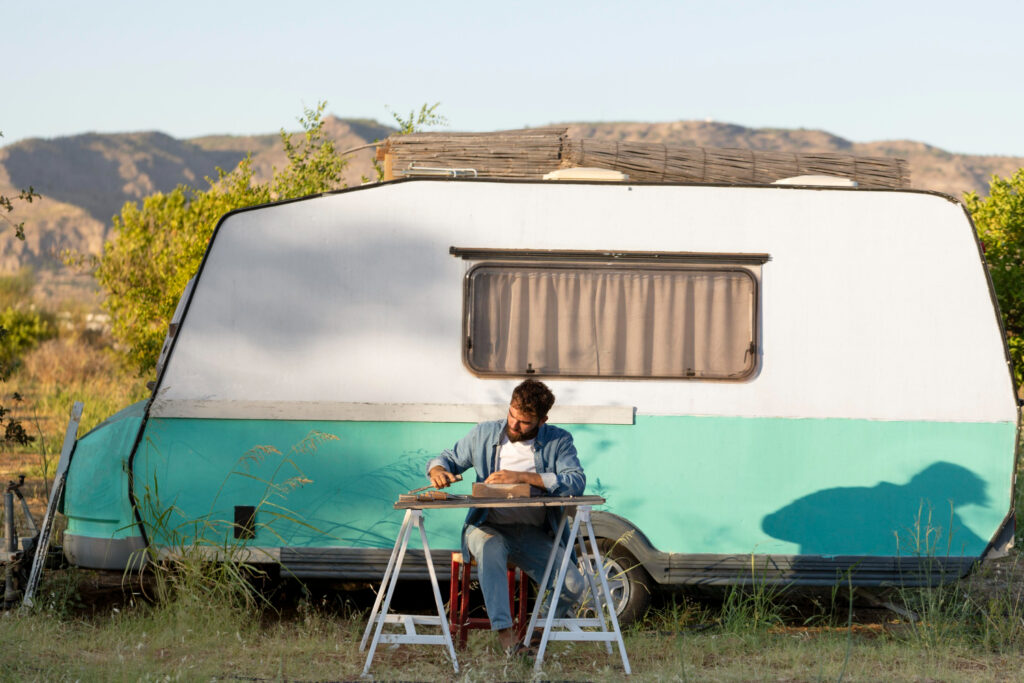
[{"left": 506, "top": 379, "right": 555, "bottom": 442}]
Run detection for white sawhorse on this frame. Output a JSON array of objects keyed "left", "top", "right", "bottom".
[
  {"left": 359, "top": 509, "right": 458, "bottom": 675},
  {"left": 526, "top": 505, "right": 631, "bottom": 674}
]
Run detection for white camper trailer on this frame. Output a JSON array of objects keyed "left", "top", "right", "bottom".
[{"left": 62, "top": 178, "right": 1018, "bottom": 622}]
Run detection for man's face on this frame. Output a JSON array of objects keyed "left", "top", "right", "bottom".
[{"left": 505, "top": 402, "right": 546, "bottom": 443}]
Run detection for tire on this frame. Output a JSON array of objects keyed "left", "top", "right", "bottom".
[{"left": 579, "top": 538, "right": 654, "bottom": 627}]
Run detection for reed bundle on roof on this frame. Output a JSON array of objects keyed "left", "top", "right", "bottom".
[
  {"left": 382, "top": 127, "right": 910, "bottom": 188},
  {"left": 382, "top": 127, "right": 568, "bottom": 178}
]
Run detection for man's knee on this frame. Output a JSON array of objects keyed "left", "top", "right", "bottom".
[{"left": 465, "top": 525, "right": 508, "bottom": 565}]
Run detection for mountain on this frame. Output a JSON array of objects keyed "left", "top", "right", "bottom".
[
  {"left": 0, "top": 116, "right": 394, "bottom": 280},
  {"left": 2, "top": 117, "right": 1023, "bottom": 290}
]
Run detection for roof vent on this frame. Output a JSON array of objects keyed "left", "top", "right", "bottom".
[
  {"left": 543, "top": 167, "right": 629, "bottom": 182},
  {"left": 773, "top": 175, "right": 858, "bottom": 187}
]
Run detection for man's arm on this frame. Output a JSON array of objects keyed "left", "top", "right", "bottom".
[
  {"left": 546, "top": 437, "right": 585, "bottom": 496},
  {"left": 425, "top": 423, "right": 485, "bottom": 487}
]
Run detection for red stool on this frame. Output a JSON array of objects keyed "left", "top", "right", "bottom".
[{"left": 449, "top": 552, "right": 529, "bottom": 649}]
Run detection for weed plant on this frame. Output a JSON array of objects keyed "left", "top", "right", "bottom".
[
  {"left": 964, "top": 554, "right": 1024, "bottom": 653},
  {"left": 25, "top": 566, "right": 84, "bottom": 620},
  {"left": 718, "top": 554, "right": 789, "bottom": 634},
  {"left": 881, "top": 499, "right": 1024, "bottom": 655},
  {"left": 131, "top": 431, "right": 338, "bottom": 622},
  {"left": 890, "top": 502, "right": 976, "bottom": 648}
]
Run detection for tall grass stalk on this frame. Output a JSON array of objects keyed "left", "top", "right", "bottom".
[
  {"left": 962, "top": 553, "right": 1024, "bottom": 652},
  {"left": 718, "top": 554, "right": 788, "bottom": 633},
  {"left": 131, "top": 431, "right": 337, "bottom": 619},
  {"left": 893, "top": 502, "right": 974, "bottom": 649}
]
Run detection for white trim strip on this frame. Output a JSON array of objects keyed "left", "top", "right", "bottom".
[{"left": 149, "top": 400, "right": 636, "bottom": 425}]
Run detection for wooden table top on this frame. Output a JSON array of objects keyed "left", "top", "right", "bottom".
[{"left": 394, "top": 494, "right": 605, "bottom": 510}]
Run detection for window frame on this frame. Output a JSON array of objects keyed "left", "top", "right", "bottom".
[{"left": 460, "top": 257, "right": 762, "bottom": 381}]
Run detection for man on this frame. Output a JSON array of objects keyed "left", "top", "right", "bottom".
[{"left": 426, "top": 379, "right": 586, "bottom": 653}]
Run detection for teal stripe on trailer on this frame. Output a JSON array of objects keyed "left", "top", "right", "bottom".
[
  {"left": 588, "top": 415, "right": 1014, "bottom": 558},
  {"left": 117, "top": 415, "right": 1013, "bottom": 560},
  {"left": 63, "top": 401, "right": 145, "bottom": 540}
]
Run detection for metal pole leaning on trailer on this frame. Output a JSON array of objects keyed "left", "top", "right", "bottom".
[
  {"left": 10, "top": 475, "right": 39, "bottom": 537},
  {"left": 21, "top": 401, "right": 83, "bottom": 610}
]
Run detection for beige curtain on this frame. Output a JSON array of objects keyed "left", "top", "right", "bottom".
[{"left": 469, "top": 266, "right": 755, "bottom": 378}]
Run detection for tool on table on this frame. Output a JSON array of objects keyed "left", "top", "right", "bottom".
[{"left": 399, "top": 474, "right": 464, "bottom": 502}]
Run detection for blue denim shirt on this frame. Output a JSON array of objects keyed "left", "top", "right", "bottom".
[{"left": 425, "top": 420, "right": 586, "bottom": 557}]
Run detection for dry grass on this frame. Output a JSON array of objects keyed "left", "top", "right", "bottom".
[
  {"left": 3, "top": 599, "right": 1024, "bottom": 681},
  {"left": 3, "top": 333, "right": 149, "bottom": 466},
  {"left": 1, "top": 317, "right": 147, "bottom": 544}
]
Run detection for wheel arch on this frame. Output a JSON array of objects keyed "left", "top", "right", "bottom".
[{"left": 589, "top": 511, "right": 669, "bottom": 585}]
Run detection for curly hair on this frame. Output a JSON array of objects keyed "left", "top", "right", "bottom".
[{"left": 510, "top": 379, "right": 555, "bottom": 419}]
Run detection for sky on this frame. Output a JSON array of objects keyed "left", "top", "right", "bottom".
[{"left": 4, "top": 0, "right": 1024, "bottom": 156}]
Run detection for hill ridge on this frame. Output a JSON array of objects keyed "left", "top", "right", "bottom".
[{"left": 2, "top": 116, "right": 1022, "bottom": 279}]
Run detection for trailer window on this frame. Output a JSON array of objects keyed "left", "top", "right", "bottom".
[{"left": 465, "top": 264, "right": 757, "bottom": 379}]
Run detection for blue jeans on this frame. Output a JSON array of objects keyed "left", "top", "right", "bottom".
[{"left": 464, "top": 522, "right": 585, "bottom": 631}]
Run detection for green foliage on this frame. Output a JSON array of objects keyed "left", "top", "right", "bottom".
[
  {"left": 0, "top": 392, "right": 32, "bottom": 446},
  {"left": 95, "top": 159, "right": 270, "bottom": 374},
  {"left": 0, "top": 268, "right": 46, "bottom": 387},
  {"left": 373, "top": 102, "right": 448, "bottom": 181},
  {"left": 273, "top": 102, "right": 349, "bottom": 199},
  {"left": 387, "top": 102, "right": 448, "bottom": 135},
  {"left": 718, "top": 555, "right": 789, "bottom": 633},
  {"left": 96, "top": 102, "right": 348, "bottom": 375},
  {"left": 965, "top": 168, "right": 1024, "bottom": 385},
  {"left": 0, "top": 273, "right": 58, "bottom": 447},
  {"left": 27, "top": 567, "right": 85, "bottom": 620},
  {"left": 0, "top": 307, "right": 57, "bottom": 371},
  {"left": 0, "top": 131, "right": 41, "bottom": 241}
]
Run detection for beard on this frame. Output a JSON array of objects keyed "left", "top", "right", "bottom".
[{"left": 506, "top": 422, "right": 540, "bottom": 443}]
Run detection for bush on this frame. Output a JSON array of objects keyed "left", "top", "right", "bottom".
[
  {"left": 965, "top": 169, "right": 1024, "bottom": 385},
  {"left": 0, "top": 306, "right": 57, "bottom": 374}
]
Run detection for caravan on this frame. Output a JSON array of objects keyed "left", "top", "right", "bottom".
[{"left": 61, "top": 178, "right": 1018, "bottom": 622}]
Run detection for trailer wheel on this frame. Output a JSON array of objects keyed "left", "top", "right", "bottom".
[{"left": 580, "top": 538, "right": 653, "bottom": 627}]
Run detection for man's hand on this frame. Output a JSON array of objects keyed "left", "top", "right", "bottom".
[
  {"left": 428, "top": 466, "right": 458, "bottom": 489},
  {"left": 484, "top": 469, "right": 523, "bottom": 485},
  {"left": 485, "top": 470, "right": 544, "bottom": 488}
]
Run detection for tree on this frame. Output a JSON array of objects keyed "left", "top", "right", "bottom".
[
  {"left": 387, "top": 102, "right": 448, "bottom": 135},
  {"left": 95, "top": 102, "right": 349, "bottom": 376},
  {"left": 965, "top": 168, "right": 1024, "bottom": 386},
  {"left": 272, "top": 102, "right": 349, "bottom": 199}
]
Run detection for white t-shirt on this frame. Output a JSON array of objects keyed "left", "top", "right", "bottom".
[{"left": 487, "top": 434, "right": 546, "bottom": 526}]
